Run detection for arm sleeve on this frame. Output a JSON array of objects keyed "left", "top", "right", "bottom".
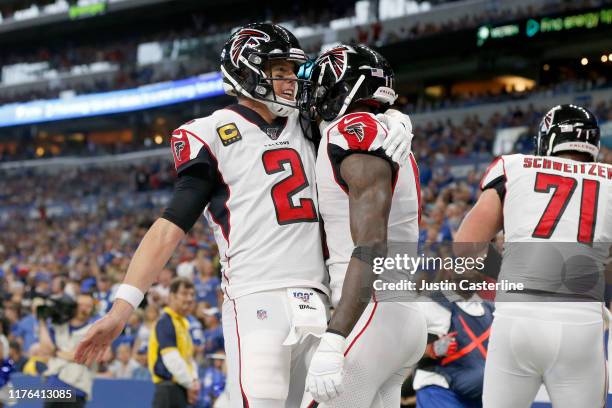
[
  {"left": 161, "top": 349, "right": 195, "bottom": 388},
  {"left": 480, "top": 157, "right": 506, "bottom": 201},
  {"left": 155, "top": 315, "right": 177, "bottom": 352},
  {"left": 327, "top": 112, "right": 398, "bottom": 191},
  {"left": 161, "top": 163, "right": 217, "bottom": 233}
]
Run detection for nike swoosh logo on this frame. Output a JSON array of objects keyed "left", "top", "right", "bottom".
[{"left": 343, "top": 116, "right": 361, "bottom": 125}]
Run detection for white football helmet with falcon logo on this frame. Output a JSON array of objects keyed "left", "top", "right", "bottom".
[{"left": 220, "top": 23, "right": 309, "bottom": 117}]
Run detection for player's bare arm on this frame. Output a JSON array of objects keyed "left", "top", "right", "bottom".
[
  {"left": 76, "top": 164, "right": 213, "bottom": 365},
  {"left": 74, "top": 218, "right": 185, "bottom": 365},
  {"left": 327, "top": 153, "right": 393, "bottom": 337},
  {"left": 453, "top": 189, "right": 503, "bottom": 258}
]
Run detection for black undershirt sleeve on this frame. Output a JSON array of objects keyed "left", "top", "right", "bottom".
[
  {"left": 161, "top": 164, "right": 215, "bottom": 233},
  {"left": 482, "top": 175, "right": 506, "bottom": 202}
]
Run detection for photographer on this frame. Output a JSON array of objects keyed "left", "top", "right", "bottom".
[{"left": 38, "top": 294, "right": 96, "bottom": 408}]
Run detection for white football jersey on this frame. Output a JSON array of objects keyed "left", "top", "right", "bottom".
[
  {"left": 315, "top": 112, "right": 421, "bottom": 306},
  {"left": 481, "top": 153, "right": 612, "bottom": 243},
  {"left": 170, "top": 104, "right": 328, "bottom": 299},
  {"left": 482, "top": 153, "right": 612, "bottom": 304}
]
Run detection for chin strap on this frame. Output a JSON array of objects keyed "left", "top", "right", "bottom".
[{"left": 263, "top": 99, "right": 293, "bottom": 117}]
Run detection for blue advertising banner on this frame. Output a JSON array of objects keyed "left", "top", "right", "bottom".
[{"left": 0, "top": 72, "right": 224, "bottom": 127}]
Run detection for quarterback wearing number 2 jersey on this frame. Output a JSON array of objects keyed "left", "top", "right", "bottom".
[
  {"left": 74, "top": 24, "right": 414, "bottom": 408},
  {"left": 172, "top": 104, "right": 328, "bottom": 299}
]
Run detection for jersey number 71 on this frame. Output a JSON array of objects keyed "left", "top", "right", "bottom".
[{"left": 531, "top": 172, "right": 599, "bottom": 243}]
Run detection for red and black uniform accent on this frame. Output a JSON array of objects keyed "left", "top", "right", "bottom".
[
  {"left": 327, "top": 113, "right": 398, "bottom": 192},
  {"left": 480, "top": 157, "right": 507, "bottom": 202},
  {"left": 162, "top": 129, "right": 231, "bottom": 238}
]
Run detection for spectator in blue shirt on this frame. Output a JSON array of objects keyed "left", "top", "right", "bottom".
[
  {"left": 202, "top": 310, "right": 223, "bottom": 355},
  {"left": 93, "top": 275, "right": 114, "bottom": 316},
  {"left": 188, "top": 305, "right": 206, "bottom": 358},
  {"left": 12, "top": 299, "right": 43, "bottom": 353},
  {"left": 131, "top": 345, "right": 151, "bottom": 381},
  {"left": 194, "top": 258, "right": 221, "bottom": 308},
  {"left": 195, "top": 353, "right": 226, "bottom": 408}
]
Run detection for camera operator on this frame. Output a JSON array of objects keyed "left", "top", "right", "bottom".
[{"left": 38, "top": 294, "right": 96, "bottom": 408}]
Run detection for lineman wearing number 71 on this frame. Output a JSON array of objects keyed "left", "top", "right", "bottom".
[{"left": 455, "top": 104, "right": 612, "bottom": 408}]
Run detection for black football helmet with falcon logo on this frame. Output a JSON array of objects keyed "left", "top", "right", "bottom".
[
  {"left": 220, "top": 23, "right": 309, "bottom": 117},
  {"left": 536, "top": 104, "right": 600, "bottom": 161},
  {"left": 302, "top": 44, "right": 397, "bottom": 122}
]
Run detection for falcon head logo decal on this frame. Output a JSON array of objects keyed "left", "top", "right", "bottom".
[
  {"left": 230, "top": 28, "right": 270, "bottom": 68},
  {"left": 171, "top": 128, "right": 191, "bottom": 169},
  {"left": 345, "top": 122, "right": 365, "bottom": 142},
  {"left": 174, "top": 140, "right": 185, "bottom": 158},
  {"left": 316, "top": 46, "right": 351, "bottom": 81}
]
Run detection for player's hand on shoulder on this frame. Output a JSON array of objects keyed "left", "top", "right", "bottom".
[
  {"left": 306, "top": 332, "right": 346, "bottom": 403},
  {"left": 376, "top": 109, "right": 414, "bottom": 167}
]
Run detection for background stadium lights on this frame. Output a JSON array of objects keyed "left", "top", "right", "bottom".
[
  {"left": 543, "top": 64, "right": 550, "bottom": 71},
  {"left": 35, "top": 147, "right": 44, "bottom": 157},
  {"left": 154, "top": 135, "right": 164, "bottom": 144},
  {"left": 603, "top": 55, "right": 609, "bottom": 63},
  {"left": 581, "top": 57, "right": 589, "bottom": 65}
]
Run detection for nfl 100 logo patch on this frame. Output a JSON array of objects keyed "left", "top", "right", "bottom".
[
  {"left": 292, "top": 291, "right": 313, "bottom": 303},
  {"left": 257, "top": 309, "right": 267, "bottom": 320}
]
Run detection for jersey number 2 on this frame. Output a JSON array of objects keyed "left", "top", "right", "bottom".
[
  {"left": 262, "top": 148, "right": 318, "bottom": 225},
  {"left": 532, "top": 172, "right": 599, "bottom": 243}
]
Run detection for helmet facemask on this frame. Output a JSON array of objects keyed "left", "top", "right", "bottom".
[
  {"left": 303, "top": 45, "right": 397, "bottom": 122},
  {"left": 220, "top": 24, "right": 310, "bottom": 117}
]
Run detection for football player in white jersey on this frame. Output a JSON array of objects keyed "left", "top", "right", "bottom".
[
  {"left": 301, "top": 45, "right": 427, "bottom": 408},
  {"left": 75, "top": 25, "right": 413, "bottom": 408},
  {"left": 454, "top": 104, "right": 612, "bottom": 408}
]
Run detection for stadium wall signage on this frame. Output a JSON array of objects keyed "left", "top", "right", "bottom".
[
  {"left": 0, "top": 73, "right": 224, "bottom": 127},
  {"left": 477, "top": 7, "right": 612, "bottom": 46},
  {"left": 69, "top": 2, "right": 107, "bottom": 20}
]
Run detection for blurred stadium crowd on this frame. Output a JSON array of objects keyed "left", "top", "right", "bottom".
[
  {"left": 1, "top": 0, "right": 612, "bottom": 406},
  {"left": 0, "top": 0, "right": 605, "bottom": 106},
  {"left": 2, "top": 99, "right": 611, "bottom": 402}
]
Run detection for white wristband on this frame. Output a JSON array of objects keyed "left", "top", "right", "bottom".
[{"left": 115, "top": 284, "right": 144, "bottom": 309}]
